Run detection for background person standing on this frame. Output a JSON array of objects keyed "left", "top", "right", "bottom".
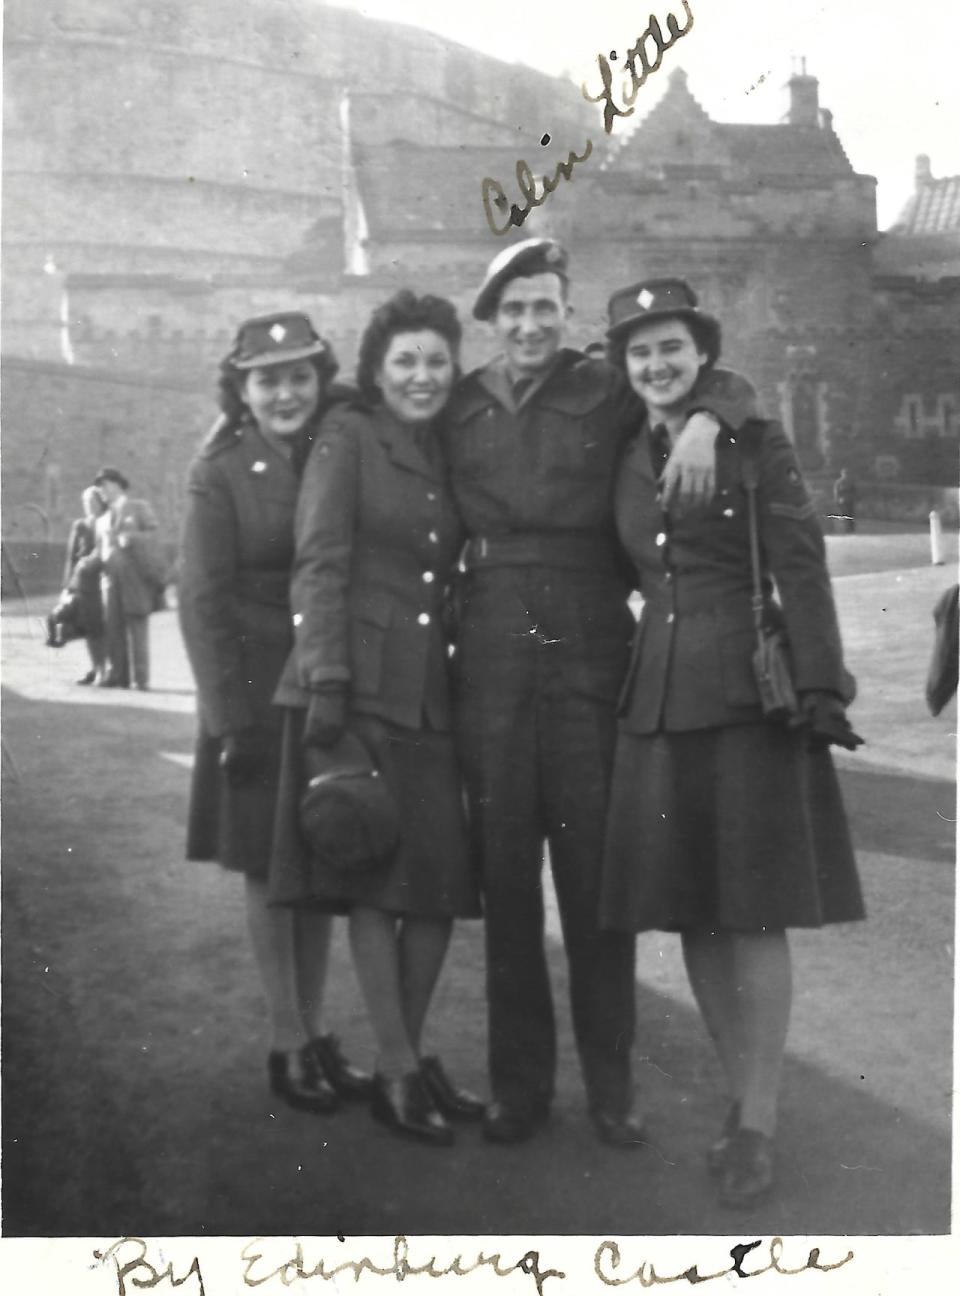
[{"left": 94, "top": 466, "right": 164, "bottom": 689}]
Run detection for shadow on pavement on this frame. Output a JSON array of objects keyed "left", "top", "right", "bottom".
[{"left": 1, "top": 685, "right": 952, "bottom": 1237}]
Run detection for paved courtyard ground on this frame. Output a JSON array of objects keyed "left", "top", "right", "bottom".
[{"left": 1, "top": 530, "right": 955, "bottom": 1265}]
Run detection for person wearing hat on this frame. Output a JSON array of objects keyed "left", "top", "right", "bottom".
[
  {"left": 93, "top": 465, "right": 164, "bottom": 689},
  {"left": 271, "top": 290, "right": 482, "bottom": 1147},
  {"left": 442, "top": 239, "right": 760, "bottom": 1148},
  {"left": 178, "top": 311, "right": 371, "bottom": 1114},
  {"left": 599, "top": 278, "right": 865, "bottom": 1207}
]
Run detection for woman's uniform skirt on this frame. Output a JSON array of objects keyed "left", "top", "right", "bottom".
[
  {"left": 186, "top": 715, "right": 284, "bottom": 880},
  {"left": 270, "top": 709, "right": 481, "bottom": 920},
  {"left": 600, "top": 721, "right": 865, "bottom": 933}
]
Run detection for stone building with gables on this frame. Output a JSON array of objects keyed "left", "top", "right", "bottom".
[{"left": 2, "top": 0, "right": 957, "bottom": 549}]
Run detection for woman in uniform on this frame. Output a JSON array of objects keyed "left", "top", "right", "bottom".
[
  {"left": 271, "top": 290, "right": 482, "bottom": 1146},
  {"left": 600, "top": 279, "right": 865, "bottom": 1207},
  {"left": 178, "top": 312, "right": 370, "bottom": 1114}
]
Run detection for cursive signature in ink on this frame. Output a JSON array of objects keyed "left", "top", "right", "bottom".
[
  {"left": 482, "top": 133, "right": 594, "bottom": 237},
  {"left": 583, "top": 2, "right": 695, "bottom": 135},
  {"left": 93, "top": 1238, "right": 206, "bottom": 1296},
  {"left": 594, "top": 1236, "right": 855, "bottom": 1286},
  {"left": 242, "top": 1234, "right": 564, "bottom": 1295}
]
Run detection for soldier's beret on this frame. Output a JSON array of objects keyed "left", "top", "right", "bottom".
[
  {"left": 473, "top": 238, "right": 569, "bottom": 321},
  {"left": 606, "top": 277, "right": 721, "bottom": 366}
]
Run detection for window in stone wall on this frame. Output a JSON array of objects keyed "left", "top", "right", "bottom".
[{"left": 938, "top": 395, "right": 959, "bottom": 437}]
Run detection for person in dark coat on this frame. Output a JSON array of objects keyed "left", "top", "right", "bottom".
[
  {"left": 272, "top": 291, "right": 482, "bottom": 1147},
  {"left": 93, "top": 466, "right": 164, "bottom": 690},
  {"left": 46, "top": 486, "right": 108, "bottom": 681},
  {"left": 600, "top": 278, "right": 865, "bottom": 1208},
  {"left": 178, "top": 312, "right": 370, "bottom": 1115},
  {"left": 441, "top": 239, "right": 759, "bottom": 1148}
]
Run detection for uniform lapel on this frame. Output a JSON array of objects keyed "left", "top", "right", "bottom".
[{"left": 374, "top": 406, "right": 438, "bottom": 481}]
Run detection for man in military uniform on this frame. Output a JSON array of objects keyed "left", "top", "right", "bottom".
[{"left": 443, "top": 238, "right": 757, "bottom": 1145}]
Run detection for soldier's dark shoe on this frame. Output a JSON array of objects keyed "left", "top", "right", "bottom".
[
  {"left": 718, "top": 1129, "right": 774, "bottom": 1208},
  {"left": 419, "top": 1055, "right": 485, "bottom": 1120},
  {"left": 370, "top": 1071, "right": 455, "bottom": 1146},
  {"left": 268, "top": 1045, "right": 340, "bottom": 1114},
  {"left": 482, "top": 1101, "right": 549, "bottom": 1145},
  {"left": 591, "top": 1109, "right": 647, "bottom": 1148},
  {"left": 76, "top": 671, "right": 97, "bottom": 685},
  {"left": 706, "top": 1100, "right": 741, "bottom": 1176},
  {"left": 308, "top": 1032, "right": 372, "bottom": 1100}
]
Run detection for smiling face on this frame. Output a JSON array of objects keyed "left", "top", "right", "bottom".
[
  {"left": 623, "top": 316, "right": 708, "bottom": 417},
  {"left": 241, "top": 359, "right": 321, "bottom": 439},
  {"left": 493, "top": 272, "right": 569, "bottom": 379},
  {"left": 375, "top": 328, "right": 456, "bottom": 424}
]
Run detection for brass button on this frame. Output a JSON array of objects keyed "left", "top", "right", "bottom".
[
  {"left": 417, "top": 613, "right": 431, "bottom": 626},
  {"left": 422, "top": 571, "right": 435, "bottom": 584}
]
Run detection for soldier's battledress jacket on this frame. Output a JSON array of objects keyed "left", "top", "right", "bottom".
[
  {"left": 442, "top": 348, "right": 758, "bottom": 695},
  {"left": 615, "top": 416, "right": 850, "bottom": 733}
]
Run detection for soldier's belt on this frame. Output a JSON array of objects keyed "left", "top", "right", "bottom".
[{"left": 464, "top": 533, "right": 617, "bottom": 572}]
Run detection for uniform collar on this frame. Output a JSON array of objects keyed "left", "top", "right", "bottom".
[{"left": 372, "top": 404, "right": 440, "bottom": 480}]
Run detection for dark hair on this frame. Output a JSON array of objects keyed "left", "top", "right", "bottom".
[
  {"left": 606, "top": 312, "right": 722, "bottom": 375},
  {"left": 215, "top": 349, "right": 338, "bottom": 424},
  {"left": 355, "top": 290, "right": 462, "bottom": 404}
]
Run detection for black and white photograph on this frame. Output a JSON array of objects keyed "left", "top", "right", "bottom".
[{"left": 1, "top": 0, "right": 958, "bottom": 1288}]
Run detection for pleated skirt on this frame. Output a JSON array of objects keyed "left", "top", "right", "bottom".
[{"left": 601, "top": 722, "right": 865, "bottom": 933}]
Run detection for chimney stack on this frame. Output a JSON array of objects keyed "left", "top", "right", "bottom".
[
  {"left": 915, "top": 154, "right": 933, "bottom": 186},
  {"left": 785, "top": 60, "right": 819, "bottom": 127}
]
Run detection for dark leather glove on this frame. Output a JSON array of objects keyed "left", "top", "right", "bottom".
[
  {"left": 303, "top": 686, "right": 348, "bottom": 749},
  {"left": 800, "top": 691, "right": 864, "bottom": 752},
  {"left": 220, "top": 727, "right": 267, "bottom": 786}
]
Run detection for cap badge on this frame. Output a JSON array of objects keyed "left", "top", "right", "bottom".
[
  {"left": 637, "top": 289, "right": 655, "bottom": 310},
  {"left": 268, "top": 323, "right": 287, "bottom": 343}
]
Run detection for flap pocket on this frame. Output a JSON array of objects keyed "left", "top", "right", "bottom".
[{"left": 352, "top": 590, "right": 393, "bottom": 628}]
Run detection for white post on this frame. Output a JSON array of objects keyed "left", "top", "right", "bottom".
[{"left": 929, "top": 510, "right": 944, "bottom": 565}]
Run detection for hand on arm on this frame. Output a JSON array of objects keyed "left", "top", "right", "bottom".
[{"left": 661, "top": 411, "right": 720, "bottom": 509}]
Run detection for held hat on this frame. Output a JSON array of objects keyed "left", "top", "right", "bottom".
[
  {"left": 473, "top": 238, "right": 569, "bottom": 321},
  {"left": 226, "top": 311, "right": 330, "bottom": 370},
  {"left": 606, "top": 277, "right": 721, "bottom": 366},
  {"left": 93, "top": 466, "right": 130, "bottom": 491},
  {"left": 298, "top": 732, "right": 400, "bottom": 876}
]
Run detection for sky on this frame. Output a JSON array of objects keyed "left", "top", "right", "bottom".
[{"left": 329, "top": 0, "right": 960, "bottom": 230}]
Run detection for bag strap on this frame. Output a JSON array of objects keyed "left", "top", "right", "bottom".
[{"left": 738, "top": 427, "right": 767, "bottom": 652}]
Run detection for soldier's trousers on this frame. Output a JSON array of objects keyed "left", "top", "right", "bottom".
[{"left": 456, "top": 598, "right": 636, "bottom": 1118}]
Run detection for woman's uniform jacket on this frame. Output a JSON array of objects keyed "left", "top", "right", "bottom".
[
  {"left": 179, "top": 419, "right": 299, "bottom": 740},
  {"left": 274, "top": 402, "right": 462, "bottom": 732},
  {"left": 615, "top": 416, "right": 851, "bottom": 733}
]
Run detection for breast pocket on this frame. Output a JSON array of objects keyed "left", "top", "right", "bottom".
[{"left": 449, "top": 412, "right": 503, "bottom": 480}]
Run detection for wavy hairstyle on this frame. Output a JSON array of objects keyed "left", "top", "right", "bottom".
[
  {"left": 606, "top": 312, "right": 722, "bottom": 376},
  {"left": 355, "top": 290, "right": 462, "bottom": 405},
  {"left": 215, "top": 347, "right": 339, "bottom": 425}
]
